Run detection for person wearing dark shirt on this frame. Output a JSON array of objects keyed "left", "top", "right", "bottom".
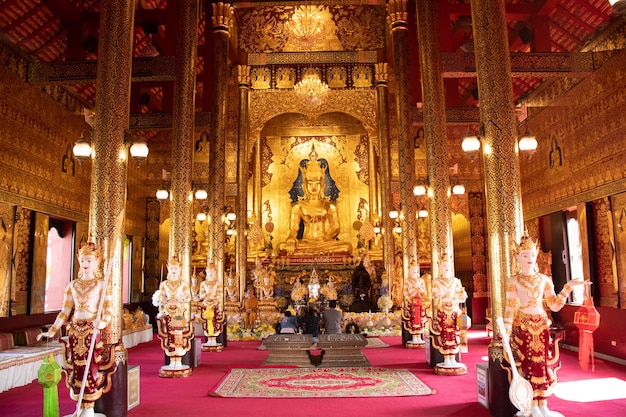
[{"left": 304, "top": 306, "right": 321, "bottom": 346}]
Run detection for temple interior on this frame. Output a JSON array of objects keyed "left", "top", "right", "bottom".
[{"left": 1, "top": 1, "right": 626, "bottom": 416}]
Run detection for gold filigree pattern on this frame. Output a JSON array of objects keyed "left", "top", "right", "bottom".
[
  {"left": 237, "top": 5, "right": 384, "bottom": 54},
  {"left": 249, "top": 89, "right": 377, "bottom": 141},
  {"left": 470, "top": 0, "right": 524, "bottom": 336},
  {"left": 416, "top": 0, "right": 454, "bottom": 277},
  {"left": 208, "top": 4, "right": 231, "bottom": 282},
  {"left": 469, "top": 193, "right": 488, "bottom": 295},
  {"left": 387, "top": 0, "right": 417, "bottom": 278},
  {"left": 169, "top": 0, "right": 198, "bottom": 279}
]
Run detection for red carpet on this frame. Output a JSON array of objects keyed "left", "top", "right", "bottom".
[{"left": 1, "top": 330, "right": 626, "bottom": 417}]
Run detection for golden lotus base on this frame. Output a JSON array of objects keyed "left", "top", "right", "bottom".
[
  {"left": 201, "top": 344, "right": 223, "bottom": 352},
  {"left": 159, "top": 367, "right": 192, "bottom": 378},
  {"left": 405, "top": 341, "right": 425, "bottom": 349},
  {"left": 434, "top": 363, "right": 468, "bottom": 376}
]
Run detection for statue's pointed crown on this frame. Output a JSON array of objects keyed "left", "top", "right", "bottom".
[
  {"left": 516, "top": 230, "right": 538, "bottom": 253},
  {"left": 168, "top": 254, "right": 180, "bottom": 265},
  {"left": 78, "top": 238, "right": 102, "bottom": 259},
  {"left": 301, "top": 143, "right": 324, "bottom": 179}
]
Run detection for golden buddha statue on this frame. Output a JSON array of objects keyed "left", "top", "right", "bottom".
[{"left": 278, "top": 145, "right": 352, "bottom": 256}]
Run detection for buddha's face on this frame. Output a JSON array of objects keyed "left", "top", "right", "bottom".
[
  {"left": 206, "top": 267, "right": 217, "bottom": 281},
  {"left": 410, "top": 265, "right": 420, "bottom": 279},
  {"left": 78, "top": 254, "right": 99, "bottom": 278},
  {"left": 305, "top": 173, "right": 322, "bottom": 196}
]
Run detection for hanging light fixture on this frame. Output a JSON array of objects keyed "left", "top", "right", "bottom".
[{"left": 294, "top": 71, "right": 329, "bottom": 105}]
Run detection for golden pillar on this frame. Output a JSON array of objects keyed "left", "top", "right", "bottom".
[
  {"left": 374, "top": 62, "right": 395, "bottom": 289},
  {"left": 470, "top": 0, "right": 524, "bottom": 415},
  {"left": 236, "top": 65, "right": 251, "bottom": 301},
  {"left": 386, "top": 0, "right": 418, "bottom": 278},
  {"left": 208, "top": 3, "right": 232, "bottom": 286},
  {"left": 470, "top": 0, "right": 524, "bottom": 326},
  {"left": 415, "top": 0, "right": 453, "bottom": 275},
  {"left": 89, "top": 1, "right": 135, "bottom": 415},
  {"left": 416, "top": 0, "right": 455, "bottom": 367},
  {"left": 169, "top": 0, "right": 198, "bottom": 281}
]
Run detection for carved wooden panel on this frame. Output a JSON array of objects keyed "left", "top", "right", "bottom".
[
  {"left": 0, "top": 203, "right": 15, "bottom": 317},
  {"left": 30, "top": 212, "right": 48, "bottom": 314}
]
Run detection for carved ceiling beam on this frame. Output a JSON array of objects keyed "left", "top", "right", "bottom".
[
  {"left": 26, "top": 56, "right": 176, "bottom": 84},
  {"left": 128, "top": 111, "right": 211, "bottom": 131},
  {"left": 441, "top": 51, "right": 595, "bottom": 78}
]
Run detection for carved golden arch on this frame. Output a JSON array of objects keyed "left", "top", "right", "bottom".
[{"left": 248, "top": 89, "right": 378, "bottom": 155}]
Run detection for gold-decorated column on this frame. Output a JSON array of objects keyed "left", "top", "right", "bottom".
[
  {"left": 374, "top": 62, "right": 395, "bottom": 294},
  {"left": 236, "top": 65, "right": 251, "bottom": 301},
  {"left": 386, "top": 0, "right": 418, "bottom": 279},
  {"left": 208, "top": 3, "right": 232, "bottom": 286},
  {"left": 415, "top": 0, "right": 453, "bottom": 275},
  {"left": 88, "top": 1, "right": 135, "bottom": 415},
  {"left": 169, "top": 0, "right": 198, "bottom": 281},
  {"left": 470, "top": 0, "right": 524, "bottom": 415}
]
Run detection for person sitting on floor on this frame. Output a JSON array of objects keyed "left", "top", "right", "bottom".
[
  {"left": 322, "top": 299, "right": 343, "bottom": 334},
  {"left": 279, "top": 310, "right": 299, "bottom": 334}
]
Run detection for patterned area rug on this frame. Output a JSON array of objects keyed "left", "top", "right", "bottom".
[
  {"left": 209, "top": 367, "right": 434, "bottom": 398},
  {"left": 364, "top": 337, "right": 390, "bottom": 348}
]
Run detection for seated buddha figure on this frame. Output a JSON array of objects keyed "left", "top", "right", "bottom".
[{"left": 278, "top": 145, "right": 352, "bottom": 257}]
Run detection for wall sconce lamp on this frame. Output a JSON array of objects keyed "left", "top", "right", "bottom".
[
  {"left": 413, "top": 183, "right": 427, "bottom": 196},
  {"left": 460, "top": 129, "right": 480, "bottom": 161},
  {"left": 194, "top": 189, "right": 208, "bottom": 200},
  {"left": 224, "top": 209, "right": 237, "bottom": 236},
  {"left": 127, "top": 133, "right": 149, "bottom": 166},
  {"left": 461, "top": 123, "right": 537, "bottom": 160},
  {"left": 155, "top": 188, "right": 169, "bottom": 201},
  {"left": 73, "top": 129, "right": 150, "bottom": 166},
  {"left": 388, "top": 210, "right": 402, "bottom": 234},
  {"left": 73, "top": 129, "right": 93, "bottom": 164},
  {"left": 452, "top": 183, "right": 466, "bottom": 195},
  {"left": 518, "top": 125, "right": 538, "bottom": 159},
  {"left": 417, "top": 206, "right": 429, "bottom": 219},
  {"left": 155, "top": 168, "right": 170, "bottom": 201}
]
